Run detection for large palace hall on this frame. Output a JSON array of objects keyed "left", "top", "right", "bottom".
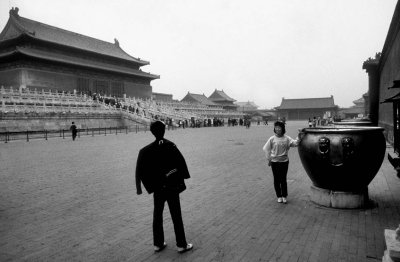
[{"left": 0, "top": 7, "right": 159, "bottom": 99}]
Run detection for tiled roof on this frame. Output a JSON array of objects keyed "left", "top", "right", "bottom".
[
  {"left": 0, "top": 8, "right": 148, "bottom": 65},
  {"left": 152, "top": 92, "right": 173, "bottom": 96},
  {"left": 182, "top": 93, "right": 218, "bottom": 106},
  {"left": 253, "top": 111, "right": 272, "bottom": 117},
  {"left": 382, "top": 92, "right": 400, "bottom": 103},
  {"left": 339, "top": 107, "right": 364, "bottom": 114},
  {"left": 352, "top": 97, "right": 365, "bottom": 105},
  {"left": 236, "top": 101, "right": 259, "bottom": 108},
  {"left": 213, "top": 102, "right": 239, "bottom": 107},
  {"left": 5, "top": 47, "right": 159, "bottom": 79},
  {"left": 208, "top": 89, "right": 236, "bottom": 102},
  {"left": 277, "top": 96, "right": 336, "bottom": 109}
]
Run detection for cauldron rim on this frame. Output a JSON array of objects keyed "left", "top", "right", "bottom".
[
  {"left": 333, "top": 121, "right": 373, "bottom": 126},
  {"left": 336, "top": 119, "right": 371, "bottom": 122},
  {"left": 333, "top": 121, "right": 373, "bottom": 124},
  {"left": 301, "top": 126, "right": 384, "bottom": 133}
]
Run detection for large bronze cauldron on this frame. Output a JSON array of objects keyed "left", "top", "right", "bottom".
[{"left": 298, "top": 126, "right": 385, "bottom": 192}]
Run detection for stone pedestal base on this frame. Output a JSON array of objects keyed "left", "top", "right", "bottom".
[{"left": 309, "top": 185, "right": 369, "bottom": 209}]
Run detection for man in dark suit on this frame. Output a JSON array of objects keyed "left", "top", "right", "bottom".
[{"left": 136, "top": 121, "right": 193, "bottom": 253}]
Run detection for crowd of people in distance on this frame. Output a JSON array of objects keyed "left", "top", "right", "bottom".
[
  {"left": 307, "top": 115, "right": 336, "bottom": 127},
  {"left": 90, "top": 92, "right": 256, "bottom": 129},
  {"left": 189, "top": 118, "right": 225, "bottom": 128}
]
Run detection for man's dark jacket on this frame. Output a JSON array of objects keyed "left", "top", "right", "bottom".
[
  {"left": 70, "top": 124, "right": 77, "bottom": 135},
  {"left": 136, "top": 139, "right": 190, "bottom": 194}
]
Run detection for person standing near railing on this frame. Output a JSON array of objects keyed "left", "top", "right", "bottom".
[{"left": 70, "top": 122, "right": 77, "bottom": 141}]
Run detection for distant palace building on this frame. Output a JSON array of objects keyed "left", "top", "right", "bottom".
[
  {"left": 235, "top": 101, "right": 259, "bottom": 112},
  {"left": 152, "top": 92, "right": 173, "bottom": 102},
  {"left": 181, "top": 92, "right": 222, "bottom": 109},
  {"left": 338, "top": 95, "right": 366, "bottom": 119},
  {"left": 276, "top": 96, "right": 338, "bottom": 120},
  {"left": 208, "top": 89, "right": 239, "bottom": 111},
  {"left": 0, "top": 8, "right": 159, "bottom": 99}
]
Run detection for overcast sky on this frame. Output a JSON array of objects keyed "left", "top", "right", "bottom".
[{"left": 0, "top": 0, "right": 397, "bottom": 108}]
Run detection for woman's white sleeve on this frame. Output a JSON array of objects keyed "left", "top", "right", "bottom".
[{"left": 263, "top": 138, "right": 272, "bottom": 160}]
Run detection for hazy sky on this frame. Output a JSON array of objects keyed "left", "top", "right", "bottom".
[{"left": 0, "top": 0, "right": 397, "bottom": 108}]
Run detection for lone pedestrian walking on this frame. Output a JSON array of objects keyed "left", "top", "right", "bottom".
[
  {"left": 70, "top": 122, "right": 77, "bottom": 141},
  {"left": 262, "top": 121, "right": 299, "bottom": 204},
  {"left": 136, "top": 121, "right": 193, "bottom": 254}
]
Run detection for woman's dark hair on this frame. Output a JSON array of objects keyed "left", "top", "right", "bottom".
[{"left": 273, "top": 121, "right": 286, "bottom": 135}]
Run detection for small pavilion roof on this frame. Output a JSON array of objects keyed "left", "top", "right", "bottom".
[
  {"left": 182, "top": 92, "right": 219, "bottom": 106},
  {"left": 208, "top": 89, "right": 236, "bottom": 102}
]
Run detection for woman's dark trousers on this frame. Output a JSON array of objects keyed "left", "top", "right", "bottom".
[
  {"left": 153, "top": 191, "right": 187, "bottom": 248},
  {"left": 271, "top": 161, "right": 289, "bottom": 197}
]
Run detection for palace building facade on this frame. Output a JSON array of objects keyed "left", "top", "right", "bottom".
[
  {"left": 275, "top": 96, "right": 338, "bottom": 120},
  {"left": 0, "top": 8, "right": 159, "bottom": 99}
]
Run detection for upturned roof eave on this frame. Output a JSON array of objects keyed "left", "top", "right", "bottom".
[
  {"left": 0, "top": 17, "right": 15, "bottom": 40},
  {"left": 0, "top": 49, "right": 17, "bottom": 58},
  {"left": 9, "top": 47, "right": 159, "bottom": 79},
  {"left": 17, "top": 33, "right": 150, "bottom": 66}
]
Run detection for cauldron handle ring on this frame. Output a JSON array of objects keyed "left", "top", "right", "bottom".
[{"left": 318, "top": 137, "right": 330, "bottom": 156}]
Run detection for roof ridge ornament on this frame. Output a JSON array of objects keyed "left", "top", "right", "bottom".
[
  {"left": 114, "top": 38, "right": 119, "bottom": 47},
  {"left": 365, "top": 52, "right": 381, "bottom": 63},
  {"left": 363, "top": 52, "right": 381, "bottom": 71},
  {"left": 10, "top": 7, "right": 19, "bottom": 17}
]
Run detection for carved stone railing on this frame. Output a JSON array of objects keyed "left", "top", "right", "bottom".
[{"left": 0, "top": 86, "right": 245, "bottom": 121}]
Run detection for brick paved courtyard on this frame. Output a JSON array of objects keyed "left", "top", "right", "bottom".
[{"left": 1, "top": 121, "right": 400, "bottom": 262}]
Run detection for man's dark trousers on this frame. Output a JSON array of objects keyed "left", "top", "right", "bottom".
[{"left": 153, "top": 190, "right": 187, "bottom": 248}]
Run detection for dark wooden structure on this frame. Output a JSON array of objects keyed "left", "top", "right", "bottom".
[{"left": 0, "top": 8, "right": 159, "bottom": 99}]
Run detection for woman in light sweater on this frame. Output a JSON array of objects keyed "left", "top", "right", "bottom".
[{"left": 263, "top": 121, "right": 299, "bottom": 204}]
